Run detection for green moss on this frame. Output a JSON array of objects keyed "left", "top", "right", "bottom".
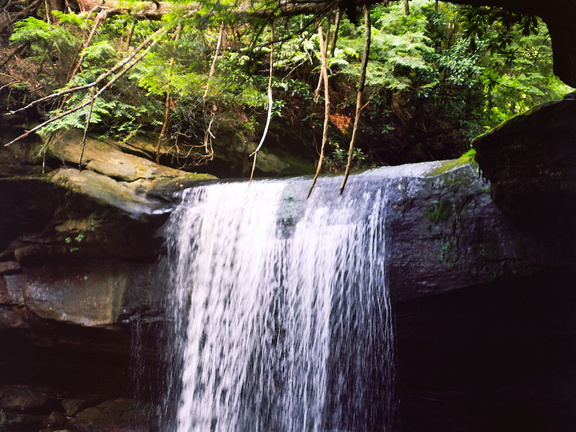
[
  {"left": 181, "top": 172, "right": 218, "bottom": 181},
  {"left": 272, "top": 151, "right": 315, "bottom": 176},
  {"left": 426, "top": 199, "right": 453, "bottom": 223},
  {"left": 437, "top": 237, "right": 459, "bottom": 269},
  {"left": 426, "top": 149, "right": 477, "bottom": 177},
  {"left": 472, "top": 100, "right": 558, "bottom": 150}
]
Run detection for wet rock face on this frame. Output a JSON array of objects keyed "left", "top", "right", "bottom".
[
  {"left": 0, "top": 258, "right": 164, "bottom": 328},
  {"left": 0, "top": 130, "right": 201, "bottom": 331},
  {"left": 1, "top": 158, "right": 564, "bottom": 328},
  {"left": 0, "top": 129, "right": 180, "bottom": 431},
  {"left": 383, "top": 160, "right": 574, "bottom": 303}
]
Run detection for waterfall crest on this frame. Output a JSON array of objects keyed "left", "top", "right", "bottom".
[{"left": 161, "top": 174, "right": 396, "bottom": 432}]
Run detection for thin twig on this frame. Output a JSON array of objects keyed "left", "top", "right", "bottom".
[
  {"left": 0, "top": 43, "right": 26, "bottom": 68},
  {"left": 250, "top": 28, "right": 274, "bottom": 157},
  {"left": 156, "top": 24, "right": 181, "bottom": 163},
  {"left": 199, "top": 22, "right": 226, "bottom": 160},
  {"left": 0, "top": 80, "right": 18, "bottom": 92},
  {"left": 79, "top": 87, "right": 96, "bottom": 170},
  {"left": 203, "top": 22, "right": 225, "bottom": 102},
  {"left": 329, "top": 9, "right": 341, "bottom": 57},
  {"left": 66, "top": 7, "right": 108, "bottom": 83}
]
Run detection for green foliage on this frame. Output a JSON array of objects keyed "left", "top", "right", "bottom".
[
  {"left": 81, "top": 41, "right": 118, "bottom": 67},
  {"left": 10, "top": 16, "right": 77, "bottom": 52},
  {"left": 325, "top": 141, "right": 369, "bottom": 172},
  {"left": 4, "top": 0, "right": 573, "bottom": 174},
  {"left": 65, "top": 232, "right": 85, "bottom": 253}
]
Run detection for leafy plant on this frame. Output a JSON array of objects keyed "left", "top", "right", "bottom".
[{"left": 3, "top": 0, "right": 572, "bottom": 175}]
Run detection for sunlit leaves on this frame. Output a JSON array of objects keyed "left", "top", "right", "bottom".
[
  {"left": 81, "top": 41, "right": 118, "bottom": 67},
  {"left": 6, "top": 0, "right": 573, "bottom": 167},
  {"left": 10, "top": 16, "right": 78, "bottom": 55}
]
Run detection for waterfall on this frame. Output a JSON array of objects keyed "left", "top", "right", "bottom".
[{"left": 160, "top": 171, "right": 399, "bottom": 432}]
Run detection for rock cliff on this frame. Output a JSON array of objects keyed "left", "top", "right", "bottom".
[{"left": 0, "top": 101, "right": 575, "bottom": 431}]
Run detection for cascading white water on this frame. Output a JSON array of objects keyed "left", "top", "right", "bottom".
[{"left": 161, "top": 172, "right": 397, "bottom": 432}]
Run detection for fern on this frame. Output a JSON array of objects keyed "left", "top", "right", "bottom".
[
  {"left": 10, "top": 16, "right": 79, "bottom": 55},
  {"left": 81, "top": 42, "right": 118, "bottom": 67}
]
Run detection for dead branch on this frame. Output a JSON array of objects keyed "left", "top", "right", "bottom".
[
  {"left": 329, "top": 9, "right": 341, "bottom": 57},
  {"left": 201, "top": 103, "right": 216, "bottom": 161},
  {"left": 0, "top": 0, "right": 43, "bottom": 34},
  {"left": 249, "top": 24, "right": 275, "bottom": 182},
  {"left": 339, "top": 4, "right": 370, "bottom": 194},
  {"left": 78, "top": 86, "right": 95, "bottom": 170},
  {"left": 0, "top": 43, "right": 26, "bottom": 68},
  {"left": 198, "top": 22, "right": 226, "bottom": 163},
  {"left": 203, "top": 22, "right": 226, "bottom": 102},
  {"left": 66, "top": 6, "right": 109, "bottom": 83},
  {"left": 307, "top": 20, "right": 330, "bottom": 198}
]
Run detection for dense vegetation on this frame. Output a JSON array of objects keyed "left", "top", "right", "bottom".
[{"left": 0, "top": 0, "right": 571, "bottom": 177}]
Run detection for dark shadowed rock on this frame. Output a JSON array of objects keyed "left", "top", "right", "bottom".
[
  {"left": 69, "top": 398, "right": 153, "bottom": 432},
  {"left": 0, "top": 261, "right": 20, "bottom": 275},
  {"left": 473, "top": 98, "right": 576, "bottom": 242},
  {"left": 0, "top": 306, "right": 28, "bottom": 328}
]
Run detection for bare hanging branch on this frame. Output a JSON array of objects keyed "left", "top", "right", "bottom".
[
  {"left": 313, "top": 17, "right": 330, "bottom": 103},
  {"left": 339, "top": 4, "right": 371, "bottom": 195},
  {"left": 249, "top": 24, "right": 275, "bottom": 181},
  {"left": 307, "top": 20, "right": 331, "bottom": 199},
  {"left": 198, "top": 22, "right": 226, "bottom": 164},
  {"left": 203, "top": 22, "right": 226, "bottom": 102},
  {"left": 66, "top": 7, "right": 109, "bottom": 84},
  {"left": 329, "top": 9, "right": 341, "bottom": 57},
  {"left": 202, "top": 103, "right": 216, "bottom": 161}
]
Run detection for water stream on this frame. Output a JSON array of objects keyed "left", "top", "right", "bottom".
[{"left": 159, "top": 169, "right": 414, "bottom": 432}]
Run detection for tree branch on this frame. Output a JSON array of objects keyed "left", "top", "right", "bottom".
[
  {"left": 250, "top": 24, "right": 275, "bottom": 181},
  {"left": 307, "top": 19, "right": 331, "bottom": 198},
  {"left": 339, "top": 4, "right": 371, "bottom": 195}
]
